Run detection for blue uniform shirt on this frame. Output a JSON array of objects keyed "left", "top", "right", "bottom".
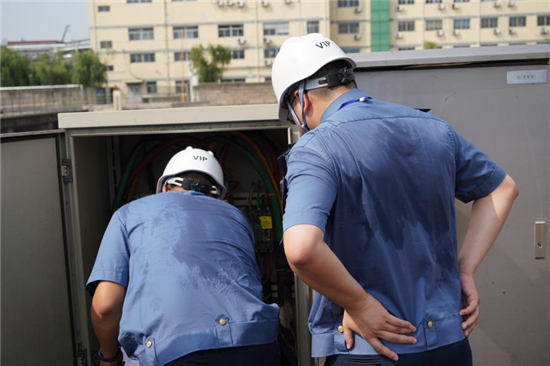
[
  {"left": 87, "top": 191, "right": 279, "bottom": 366},
  {"left": 282, "top": 89, "right": 506, "bottom": 357}
]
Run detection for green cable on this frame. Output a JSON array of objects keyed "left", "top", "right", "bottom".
[
  {"left": 113, "top": 142, "right": 145, "bottom": 212},
  {"left": 210, "top": 136, "right": 283, "bottom": 242}
]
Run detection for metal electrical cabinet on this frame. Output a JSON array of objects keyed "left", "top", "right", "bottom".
[{"left": 1, "top": 46, "right": 548, "bottom": 366}]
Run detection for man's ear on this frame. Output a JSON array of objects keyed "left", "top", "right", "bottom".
[
  {"left": 293, "top": 89, "right": 312, "bottom": 117},
  {"left": 162, "top": 185, "right": 169, "bottom": 193}
]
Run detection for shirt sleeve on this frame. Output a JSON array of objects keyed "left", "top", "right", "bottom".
[
  {"left": 451, "top": 128, "right": 506, "bottom": 203},
  {"left": 283, "top": 144, "right": 337, "bottom": 233},
  {"left": 86, "top": 211, "right": 130, "bottom": 296}
]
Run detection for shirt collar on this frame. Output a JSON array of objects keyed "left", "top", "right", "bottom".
[{"left": 320, "top": 88, "right": 370, "bottom": 124}]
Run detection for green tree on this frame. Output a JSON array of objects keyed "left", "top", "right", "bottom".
[
  {"left": 423, "top": 41, "right": 438, "bottom": 50},
  {"left": 190, "top": 44, "right": 231, "bottom": 83},
  {"left": 71, "top": 50, "right": 107, "bottom": 87},
  {"left": 0, "top": 47, "right": 32, "bottom": 86},
  {"left": 33, "top": 52, "right": 72, "bottom": 85}
]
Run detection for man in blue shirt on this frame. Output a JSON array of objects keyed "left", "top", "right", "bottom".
[
  {"left": 87, "top": 147, "right": 280, "bottom": 366},
  {"left": 271, "top": 34, "right": 518, "bottom": 365}
]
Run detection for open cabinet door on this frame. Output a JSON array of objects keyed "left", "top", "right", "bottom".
[{"left": 1, "top": 133, "right": 79, "bottom": 365}]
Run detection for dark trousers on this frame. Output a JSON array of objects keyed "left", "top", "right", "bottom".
[
  {"left": 164, "top": 341, "right": 281, "bottom": 366},
  {"left": 325, "top": 339, "right": 472, "bottom": 366}
]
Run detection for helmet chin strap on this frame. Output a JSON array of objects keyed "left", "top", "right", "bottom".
[{"left": 286, "top": 80, "right": 310, "bottom": 134}]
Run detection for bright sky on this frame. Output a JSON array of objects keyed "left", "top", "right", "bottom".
[{"left": 1, "top": 1, "right": 90, "bottom": 44}]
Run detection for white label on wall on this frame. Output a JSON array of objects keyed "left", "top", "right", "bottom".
[{"left": 507, "top": 70, "right": 547, "bottom": 85}]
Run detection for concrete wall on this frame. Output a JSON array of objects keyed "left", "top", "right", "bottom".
[{"left": 195, "top": 82, "right": 276, "bottom": 106}]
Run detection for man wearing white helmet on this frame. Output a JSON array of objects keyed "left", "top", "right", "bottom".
[
  {"left": 87, "top": 147, "right": 280, "bottom": 366},
  {"left": 273, "top": 34, "right": 517, "bottom": 365}
]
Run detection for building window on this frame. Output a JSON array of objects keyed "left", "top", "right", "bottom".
[
  {"left": 175, "top": 80, "right": 190, "bottom": 98},
  {"left": 509, "top": 16, "right": 526, "bottom": 27},
  {"left": 398, "top": 0, "right": 414, "bottom": 4},
  {"left": 398, "top": 47, "right": 416, "bottom": 51},
  {"left": 341, "top": 48, "right": 361, "bottom": 53},
  {"left": 127, "top": 0, "right": 152, "bottom": 3},
  {"left": 173, "top": 26, "right": 198, "bottom": 39},
  {"left": 398, "top": 21, "right": 415, "bottom": 32},
  {"left": 218, "top": 24, "right": 244, "bottom": 37},
  {"left": 481, "top": 17, "right": 498, "bottom": 28},
  {"left": 174, "top": 51, "right": 190, "bottom": 61},
  {"left": 146, "top": 81, "right": 157, "bottom": 94},
  {"left": 231, "top": 49, "right": 245, "bottom": 59},
  {"left": 105, "top": 65, "right": 114, "bottom": 71},
  {"left": 426, "top": 20, "right": 442, "bottom": 31},
  {"left": 426, "top": 0, "right": 442, "bottom": 3},
  {"left": 98, "top": 5, "right": 110, "bottom": 12},
  {"left": 538, "top": 15, "right": 550, "bottom": 26},
  {"left": 264, "top": 48, "right": 279, "bottom": 59},
  {"left": 453, "top": 19, "right": 470, "bottom": 30},
  {"left": 221, "top": 78, "right": 246, "bottom": 83},
  {"left": 130, "top": 53, "right": 155, "bottom": 63},
  {"left": 453, "top": 0, "right": 470, "bottom": 3},
  {"left": 100, "top": 41, "right": 113, "bottom": 49},
  {"left": 129, "top": 27, "right": 154, "bottom": 41},
  {"left": 172, "top": 0, "right": 198, "bottom": 2},
  {"left": 307, "top": 21, "right": 319, "bottom": 34},
  {"left": 338, "top": 23, "right": 360, "bottom": 34},
  {"left": 263, "top": 22, "right": 289, "bottom": 36},
  {"left": 453, "top": 44, "right": 471, "bottom": 48},
  {"left": 337, "top": 0, "right": 359, "bottom": 7},
  {"left": 481, "top": 43, "right": 498, "bottom": 47}
]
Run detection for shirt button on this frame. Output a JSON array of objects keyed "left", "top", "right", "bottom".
[
  {"left": 219, "top": 318, "right": 227, "bottom": 326},
  {"left": 427, "top": 320, "right": 433, "bottom": 328},
  {"left": 146, "top": 341, "right": 152, "bottom": 348},
  {"left": 337, "top": 325, "right": 344, "bottom": 333}
]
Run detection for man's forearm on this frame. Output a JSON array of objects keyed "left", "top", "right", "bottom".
[
  {"left": 92, "top": 309, "right": 122, "bottom": 357},
  {"left": 91, "top": 281, "right": 126, "bottom": 358},
  {"left": 284, "top": 225, "right": 368, "bottom": 311},
  {"left": 458, "top": 174, "right": 518, "bottom": 276}
]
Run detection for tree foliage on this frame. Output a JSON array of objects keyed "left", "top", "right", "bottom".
[
  {"left": 190, "top": 44, "right": 232, "bottom": 83},
  {"left": 423, "top": 41, "right": 438, "bottom": 50},
  {"left": 0, "top": 47, "right": 33, "bottom": 86},
  {"left": 0, "top": 48, "right": 107, "bottom": 87},
  {"left": 71, "top": 50, "right": 107, "bottom": 87},
  {"left": 33, "top": 52, "right": 72, "bottom": 85}
]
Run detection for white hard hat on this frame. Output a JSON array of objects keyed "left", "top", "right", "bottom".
[
  {"left": 271, "top": 33, "right": 356, "bottom": 122},
  {"left": 156, "top": 146, "right": 227, "bottom": 198}
]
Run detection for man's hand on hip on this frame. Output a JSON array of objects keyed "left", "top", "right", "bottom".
[
  {"left": 343, "top": 292, "right": 417, "bottom": 362},
  {"left": 459, "top": 273, "right": 480, "bottom": 337}
]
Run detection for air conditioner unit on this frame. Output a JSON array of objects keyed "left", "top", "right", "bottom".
[
  {"left": 237, "top": 0, "right": 245, "bottom": 7},
  {"left": 453, "top": 29, "right": 461, "bottom": 36},
  {"left": 452, "top": 3, "right": 459, "bottom": 9},
  {"left": 437, "top": 30, "right": 444, "bottom": 37},
  {"left": 261, "top": 0, "right": 269, "bottom": 7},
  {"left": 494, "top": 28, "right": 501, "bottom": 35},
  {"left": 227, "top": 0, "right": 234, "bottom": 6},
  {"left": 263, "top": 37, "right": 272, "bottom": 44},
  {"left": 541, "top": 27, "right": 549, "bottom": 35},
  {"left": 396, "top": 32, "right": 403, "bottom": 39},
  {"left": 217, "top": 0, "right": 224, "bottom": 7},
  {"left": 264, "top": 59, "right": 272, "bottom": 66},
  {"left": 508, "top": 0, "right": 515, "bottom": 7},
  {"left": 494, "top": 0, "right": 502, "bottom": 8},
  {"left": 397, "top": 5, "right": 404, "bottom": 12},
  {"left": 509, "top": 28, "right": 516, "bottom": 35},
  {"left": 354, "top": 33, "right": 361, "bottom": 41},
  {"left": 237, "top": 37, "right": 246, "bottom": 45},
  {"left": 438, "top": 3, "right": 445, "bottom": 10},
  {"left": 354, "top": 6, "right": 362, "bottom": 13}
]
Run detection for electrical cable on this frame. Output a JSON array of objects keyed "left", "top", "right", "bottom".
[{"left": 207, "top": 136, "right": 283, "bottom": 242}]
